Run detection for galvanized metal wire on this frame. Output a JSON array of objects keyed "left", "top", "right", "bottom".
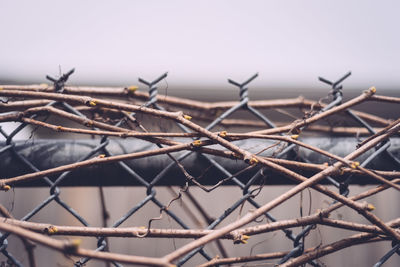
[{"left": 0, "top": 70, "right": 399, "bottom": 267}]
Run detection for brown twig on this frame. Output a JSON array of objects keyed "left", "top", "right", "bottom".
[
  {"left": 0, "top": 220, "right": 171, "bottom": 267},
  {"left": 0, "top": 206, "right": 37, "bottom": 267},
  {"left": 0, "top": 85, "right": 392, "bottom": 126},
  {"left": 281, "top": 218, "right": 400, "bottom": 267},
  {"left": 162, "top": 120, "right": 400, "bottom": 263},
  {"left": 0, "top": 85, "right": 399, "bottom": 266},
  {"left": 1, "top": 216, "right": 398, "bottom": 240}
]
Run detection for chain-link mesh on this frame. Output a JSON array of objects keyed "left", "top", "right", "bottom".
[{"left": 0, "top": 70, "right": 399, "bottom": 266}]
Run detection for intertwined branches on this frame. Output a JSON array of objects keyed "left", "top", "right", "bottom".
[{"left": 0, "top": 76, "right": 399, "bottom": 267}]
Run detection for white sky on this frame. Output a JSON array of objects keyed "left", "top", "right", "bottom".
[{"left": 1, "top": 0, "right": 399, "bottom": 93}]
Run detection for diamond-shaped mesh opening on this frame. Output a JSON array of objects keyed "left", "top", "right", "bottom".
[{"left": 0, "top": 71, "right": 399, "bottom": 266}]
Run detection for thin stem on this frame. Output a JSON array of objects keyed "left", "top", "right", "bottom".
[
  {"left": 162, "top": 120, "right": 400, "bottom": 263},
  {"left": 0, "top": 220, "right": 171, "bottom": 267}
]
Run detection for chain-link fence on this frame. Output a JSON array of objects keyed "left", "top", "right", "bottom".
[{"left": 0, "top": 70, "right": 399, "bottom": 266}]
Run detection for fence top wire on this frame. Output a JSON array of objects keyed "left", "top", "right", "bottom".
[{"left": 0, "top": 70, "right": 399, "bottom": 267}]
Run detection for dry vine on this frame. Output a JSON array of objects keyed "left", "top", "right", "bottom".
[{"left": 0, "top": 77, "right": 399, "bottom": 267}]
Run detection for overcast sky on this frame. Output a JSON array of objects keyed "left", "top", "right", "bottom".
[{"left": 1, "top": 0, "right": 399, "bottom": 94}]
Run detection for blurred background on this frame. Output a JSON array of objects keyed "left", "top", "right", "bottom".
[
  {"left": 1, "top": 0, "right": 400, "bottom": 96},
  {"left": 1, "top": 1, "right": 400, "bottom": 266}
]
